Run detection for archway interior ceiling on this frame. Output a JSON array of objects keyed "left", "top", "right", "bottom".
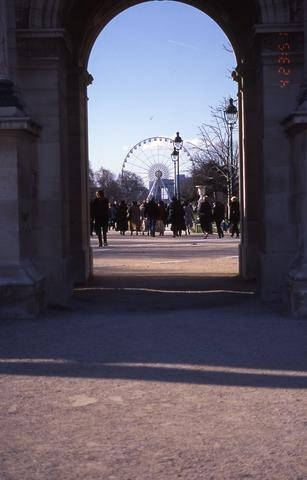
[
  {"left": 16, "top": 0, "right": 260, "bottom": 66},
  {"left": 16, "top": 1, "right": 303, "bottom": 67}
]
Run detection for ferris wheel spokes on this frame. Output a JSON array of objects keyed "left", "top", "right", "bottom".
[
  {"left": 121, "top": 136, "right": 193, "bottom": 200},
  {"left": 146, "top": 170, "right": 172, "bottom": 202}
]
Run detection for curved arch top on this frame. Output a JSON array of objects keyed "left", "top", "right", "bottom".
[
  {"left": 15, "top": 0, "right": 303, "bottom": 67},
  {"left": 15, "top": 0, "right": 261, "bottom": 66}
]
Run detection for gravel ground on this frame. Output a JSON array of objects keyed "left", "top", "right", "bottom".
[{"left": 0, "top": 233, "right": 306, "bottom": 480}]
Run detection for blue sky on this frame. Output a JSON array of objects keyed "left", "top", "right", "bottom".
[{"left": 88, "top": 1, "right": 237, "bottom": 176}]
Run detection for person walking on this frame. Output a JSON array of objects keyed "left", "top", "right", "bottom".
[
  {"left": 116, "top": 200, "right": 129, "bottom": 235},
  {"left": 167, "top": 196, "right": 185, "bottom": 237},
  {"left": 198, "top": 195, "right": 213, "bottom": 239},
  {"left": 139, "top": 201, "right": 148, "bottom": 235},
  {"left": 156, "top": 200, "right": 168, "bottom": 236},
  {"left": 213, "top": 200, "right": 226, "bottom": 238},
  {"left": 128, "top": 201, "right": 141, "bottom": 235},
  {"left": 229, "top": 196, "right": 240, "bottom": 238},
  {"left": 145, "top": 198, "right": 160, "bottom": 237},
  {"left": 184, "top": 202, "right": 194, "bottom": 235},
  {"left": 92, "top": 190, "right": 109, "bottom": 247},
  {"left": 109, "top": 201, "right": 118, "bottom": 230}
]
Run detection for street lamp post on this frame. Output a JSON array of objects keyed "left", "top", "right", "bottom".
[
  {"left": 172, "top": 132, "right": 183, "bottom": 201},
  {"left": 224, "top": 98, "right": 238, "bottom": 200},
  {"left": 171, "top": 147, "right": 178, "bottom": 198}
]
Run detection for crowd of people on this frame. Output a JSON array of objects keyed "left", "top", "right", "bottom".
[{"left": 90, "top": 190, "right": 240, "bottom": 247}]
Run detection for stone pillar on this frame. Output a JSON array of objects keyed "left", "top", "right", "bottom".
[
  {"left": 0, "top": 0, "right": 46, "bottom": 318},
  {"left": 14, "top": 28, "right": 94, "bottom": 308},
  {"left": 67, "top": 68, "right": 93, "bottom": 283},
  {"left": 0, "top": 116, "right": 45, "bottom": 318},
  {"left": 284, "top": 113, "right": 307, "bottom": 315},
  {"left": 285, "top": 0, "right": 307, "bottom": 316},
  {"left": 237, "top": 58, "right": 261, "bottom": 282},
  {"left": 0, "top": 0, "right": 22, "bottom": 109},
  {"left": 242, "top": 25, "right": 304, "bottom": 305},
  {"left": 0, "top": 0, "right": 9, "bottom": 81}
]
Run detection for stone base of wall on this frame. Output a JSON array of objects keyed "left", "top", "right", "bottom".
[
  {"left": 286, "top": 265, "right": 307, "bottom": 317},
  {"left": 0, "top": 262, "right": 45, "bottom": 319},
  {"left": 259, "top": 251, "right": 294, "bottom": 304},
  {"left": 239, "top": 242, "right": 258, "bottom": 280}
]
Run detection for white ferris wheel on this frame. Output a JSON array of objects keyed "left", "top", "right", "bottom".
[{"left": 121, "top": 136, "right": 194, "bottom": 202}]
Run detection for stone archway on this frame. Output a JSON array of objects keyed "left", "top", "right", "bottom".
[{"left": 1, "top": 0, "right": 306, "bottom": 317}]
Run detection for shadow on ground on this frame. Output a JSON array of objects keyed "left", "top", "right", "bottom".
[{"left": 0, "top": 272, "right": 306, "bottom": 390}]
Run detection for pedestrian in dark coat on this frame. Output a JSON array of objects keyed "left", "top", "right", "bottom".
[
  {"left": 198, "top": 195, "right": 213, "bottom": 238},
  {"left": 116, "top": 200, "right": 129, "bottom": 235},
  {"left": 109, "top": 201, "right": 118, "bottom": 230},
  {"left": 184, "top": 202, "right": 194, "bottom": 235},
  {"left": 167, "top": 197, "right": 185, "bottom": 237},
  {"left": 213, "top": 201, "right": 225, "bottom": 238},
  {"left": 128, "top": 201, "right": 141, "bottom": 235},
  {"left": 156, "top": 201, "right": 168, "bottom": 236},
  {"left": 229, "top": 196, "right": 240, "bottom": 238},
  {"left": 92, "top": 190, "right": 109, "bottom": 246},
  {"left": 144, "top": 198, "right": 160, "bottom": 237}
]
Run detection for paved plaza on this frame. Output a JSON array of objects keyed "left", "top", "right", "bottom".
[{"left": 0, "top": 232, "right": 306, "bottom": 479}]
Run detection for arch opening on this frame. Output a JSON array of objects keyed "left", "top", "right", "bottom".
[{"left": 85, "top": 1, "right": 244, "bottom": 295}]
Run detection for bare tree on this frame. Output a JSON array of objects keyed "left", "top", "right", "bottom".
[
  {"left": 187, "top": 99, "right": 239, "bottom": 207},
  {"left": 95, "top": 167, "right": 114, "bottom": 190},
  {"left": 89, "top": 166, "right": 149, "bottom": 204},
  {"left": 120, "top": 170, "right": 148, "bottom": 203},
  {"left": 94, "top": 167, "right": 121, "bottom": 201}
]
